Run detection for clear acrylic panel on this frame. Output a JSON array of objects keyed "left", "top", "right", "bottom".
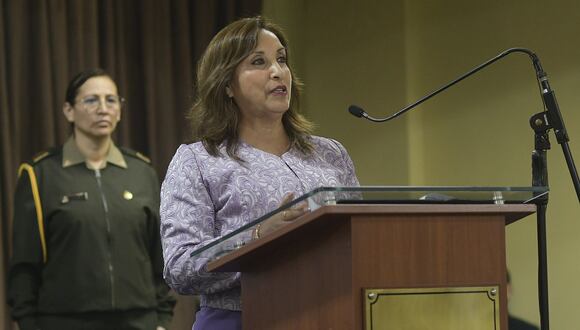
[{"left": 190, "top": 185, "right": 548, "bottom": 262}]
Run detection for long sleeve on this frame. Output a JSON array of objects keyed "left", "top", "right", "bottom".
[
  {"left": 7, "top": 169, "right": 43, "bottom": 330},
  {"left": 160, "top": 145, "right": 240, "bottom": 296},
  {"left": 160, "top": 139, "right": 359, "bottom": 311}
]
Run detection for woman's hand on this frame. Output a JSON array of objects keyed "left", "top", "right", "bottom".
[{"left": 253, "top": 193, "right": 309, "bottom": 239}]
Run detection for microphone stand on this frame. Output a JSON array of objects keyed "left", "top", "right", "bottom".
[
  {"left": 530, "top": 114, "right": 551, "bottom": 330},
  {"left": 349, "top": 47, "right": 580, "bottom": 330}
]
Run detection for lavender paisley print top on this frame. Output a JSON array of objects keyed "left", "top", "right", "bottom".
[{"left": 160, "top": 136, "right": 359, "bottom": 311}]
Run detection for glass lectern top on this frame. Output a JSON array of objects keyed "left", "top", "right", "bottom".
[{"left": 189, "top": 186, "right": 547, "bottom": 262}]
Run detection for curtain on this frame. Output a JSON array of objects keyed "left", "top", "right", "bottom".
[{"left": 0, "top": 0, "right": 262, "bottom": 329}]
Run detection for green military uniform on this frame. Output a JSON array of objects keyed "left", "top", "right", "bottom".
[{"left": 8, "top": 137, "right": 175, "bottom": 330}]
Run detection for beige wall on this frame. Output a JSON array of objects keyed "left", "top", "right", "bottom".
[{"left": 265, "top": 0, "right": 580, "bottom": 328}]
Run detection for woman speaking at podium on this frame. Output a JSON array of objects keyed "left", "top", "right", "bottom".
[{"left": 160, "top": 16, "right": 359, "bottom": 330}]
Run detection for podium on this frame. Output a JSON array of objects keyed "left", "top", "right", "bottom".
[{"left": 196, "top": 186, "right": 545, "bottom": 329}]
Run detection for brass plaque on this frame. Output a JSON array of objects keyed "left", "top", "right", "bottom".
[{"left": 364, "top": 286, "right": 500, "bottom": 330}]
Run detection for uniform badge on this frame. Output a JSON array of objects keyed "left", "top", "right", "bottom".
[{"left": 61, "top": 192, "right": 88, "bottom": 204}]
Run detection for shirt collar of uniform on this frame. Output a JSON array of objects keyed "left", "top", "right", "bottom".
[{"left": 62, "top": 136, "right": 128, "bottom": 169}]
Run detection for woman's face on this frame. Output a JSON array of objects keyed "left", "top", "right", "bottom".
[
  {"left": 227, "top": 29, "right": 292, "bottom": 122},
  {"left": 63, "top": 76, "right": 121, "bottom": 139}
]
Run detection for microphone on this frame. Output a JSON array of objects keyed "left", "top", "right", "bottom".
[
  {"left": 347, "top": 105, "right": 383, "bottom": 122},
  {"left": 348, "top": 48, "right": 542, "bottom": 123},
  {"left": 348, "top": 105, "right": 364, "bottom": 118},
  {"left": 348, "top": 47, "right": 580, "bottom": 201}
]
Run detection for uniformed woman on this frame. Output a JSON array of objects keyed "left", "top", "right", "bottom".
[{"left": 8, "top": 68, "right": 175, "bottom": 330}]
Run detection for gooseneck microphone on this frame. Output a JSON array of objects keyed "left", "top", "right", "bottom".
[
  {"left": 348, "top": 47, "right": 580, "bottom": 200},
  {"left": 348, "top": 47, "right": 542, "bottom": 123}
]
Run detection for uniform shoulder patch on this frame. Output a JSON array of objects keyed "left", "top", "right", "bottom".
[
  {"left": 120, "top": 147, "right": 151, "bottom": 164},
  {"left": 30, "top": 147, "right": 59, "bottom": 164}
]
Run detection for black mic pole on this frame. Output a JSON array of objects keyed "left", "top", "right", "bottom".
[
  {"left": 349, "top": 47, "right": 580, "bottom": 330},
  {"left": 530, "top": 108, "right": 551, "bottom": 330}
]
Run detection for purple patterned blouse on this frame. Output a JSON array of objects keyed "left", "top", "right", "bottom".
[{"left": 160, "top": 136, "right": 359, "bottom": 311}]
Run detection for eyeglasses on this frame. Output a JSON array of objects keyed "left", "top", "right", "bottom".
[{"left": 77, "top": 94, "right": 125, "bottom": 112}]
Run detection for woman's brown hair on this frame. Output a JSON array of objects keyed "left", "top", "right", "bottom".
[{"left": 189, "top": 16, "right": 314, "bottom": 160}]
